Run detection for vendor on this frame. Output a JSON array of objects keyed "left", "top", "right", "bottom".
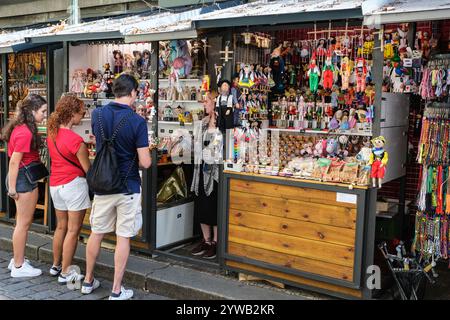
[
  {"left": 191, "top": 91, "right": 222, "bottom": 259},
  {"left": 215, "top": 79, "right": 235, "bottom": 133}
]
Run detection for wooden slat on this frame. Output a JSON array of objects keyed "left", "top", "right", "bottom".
[
  {"left": 229, "top": 224, "right": 354, "bottom": 268},
  {"left": 228, "top": 242, "right": 353, "bottom": 282},
  {"left": 226, "top": 260, "right": 362, "bottom": 298},
  {"left": 225, "top": 171, "right": 368, "bottom": 190},
  {"left": 229, "top": 209, "right": 356, "bottom": 247},
  {"left": 229, "top": 191, "right": 357, "bottom": 229},
  {"left": 230, "top": 179, "right": 357, "bottom": 208}
]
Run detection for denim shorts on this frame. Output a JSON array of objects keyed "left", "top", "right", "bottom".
[{"left": 5, "top": 167, "right": 39, "bottom": 194}]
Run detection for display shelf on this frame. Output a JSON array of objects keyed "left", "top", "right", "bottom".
[
  {"left": 223, "top": 171, "right": 370, "bottom": 190},
  {"left": 159, "top": 100, "right": 202, "bottom": 104},
  {"left": 157, "top": 78, "right": 201, "bottom": 83},
  {"left": 263, "top": 127, "right": 373, "bottom": 137},
  {"left": 158, "top": 121, "right": 194, "bottom": 126}
]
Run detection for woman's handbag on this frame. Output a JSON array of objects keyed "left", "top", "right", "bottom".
[{"left": 21, "top": 161, "right": 49, "bottom": 184}]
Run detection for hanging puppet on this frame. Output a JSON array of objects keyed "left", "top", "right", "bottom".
[
  {"left": 215, "top": 79, "right": 235, "bottom": 133},
  {"left": 238, "top": 64, "right": 255, "bottom": 93},
  {"left": 141, "top": 49, "right": 151, "bottom": 79},
  {"left": 355, "top": 57, "right": 367, "bottom": 93},
  {"left": 113, "top": 50, "right": 124, "bottom": 75},
  {"left": 133, "top": 51, "right": 143, "bottom": 76},
  {"left": 322, "top": 50, "right": 334, "bottom": 90},
  {"left": 340, "top": 56, "right": 352, "bottom": 90},
  {"left": 369, "top": 136, "right": 388, "bottom": 188},
  {"left": 190, "top": 39, "right": 206, "bottom": 77},
  {"left": 124, "top": 54, "right": 134, "bottom": 73},
  {"left": 307, "top": 52, "right": 320, "bottom": 94},
  {"left": 270, "top": 43, "right": 285, "bottom": 93}
]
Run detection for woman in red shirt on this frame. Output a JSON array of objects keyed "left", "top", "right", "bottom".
[
  {"left": 1, "top": 94, "right": 47, "bottom": 278},
  {"left": 47, "top": 95, "right": 91, "bottom": 284}
]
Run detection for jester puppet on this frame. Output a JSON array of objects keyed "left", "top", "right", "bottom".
[
  {"left": 307, "top": 52, "right": 320, "bottom": 93},
  {"left": 369, "top": 136, "right": 388, "bottom": 188}
]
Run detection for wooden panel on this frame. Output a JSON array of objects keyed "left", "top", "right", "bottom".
[
  {"left": 228, "top": 242, "right": 353, "bottom": 282},
  {"left": 230, "top": 178, "right": 357, "bottom": 208},
  {"left": 226, "top": 260, "right": 362, "bottom": 298},
  {"left": 229, "top": 224, "right": 354, "bottom": 268},
  {"left": 229, "top": 191, "right": 357, "bottom": 229},
  {"left": 229, "top": 209, "right": 356, "bottom": 247}
]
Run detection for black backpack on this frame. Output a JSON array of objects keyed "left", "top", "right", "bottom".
[{"left": 87, "top": 108, "right": 136, "bottom": 194}]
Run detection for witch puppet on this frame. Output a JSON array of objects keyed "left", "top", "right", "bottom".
[
  {"left": 369, "top": 136, "right": 388, "bottom": 188},
  {"left": 215, "top": 79, "right": 235, "bottom": 133}
]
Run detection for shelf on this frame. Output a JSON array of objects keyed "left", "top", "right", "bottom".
[
  {"left": 159, "top": 100, "right": 202, "bottom": 104},
  {"left": 157, "top": 78, "right": 201, "bottom": 82},
  {"left": 158, "top": 121, "right": 194, "bottom": 126},
  {"left": 157, "top": 162, "right": 176, "bottom": 166},
  {"left": 263, "top": 127, "right": 372, "bottom": 136}
]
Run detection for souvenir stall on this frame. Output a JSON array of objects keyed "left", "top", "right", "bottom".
[{"left": 191, "top": 0, "right": 415, "bottom": 299}]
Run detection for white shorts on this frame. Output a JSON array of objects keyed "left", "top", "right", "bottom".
[
  {"left": 89, "top": 193, "right": 142, "bottom": 238},
  {"left": 50, "top": 177, "right": 91, "bottom": 212}
]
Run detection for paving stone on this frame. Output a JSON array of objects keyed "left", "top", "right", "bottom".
[
  {"left": 7, "top": 288, "right": 36, "bottom": 298},
  {"left": 29, "top": 276, "right": 55, "bottom": 285},
  {"left": 27, "top": 289, "right": 61, "bottom": 300},
  {"left": 54, "top": 290, "right": 84, "bottom": 300},
  {"left": 2, "top": 280, "right": 36, "bottom": 292}
]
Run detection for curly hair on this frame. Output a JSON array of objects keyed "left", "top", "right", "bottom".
[
  {"left": 1, "top": 94, "right": 47, "bottom": 150},
  {"left": 47, "top": 95, "right": 84, "bottom": 140}
]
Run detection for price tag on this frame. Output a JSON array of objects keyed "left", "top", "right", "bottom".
[{"left": 336, "top": 193, "right": 357, "bottom": 204}]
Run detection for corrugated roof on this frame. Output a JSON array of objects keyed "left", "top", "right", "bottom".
[
  {"left": 195, "top": 0, "right": 364, "bottom": 21},
  {"left": 364, "top": 0, "right": 450, "bottom": 24},
  {"left": 0, "top": 24, "right": 57, "bottom": 52}
]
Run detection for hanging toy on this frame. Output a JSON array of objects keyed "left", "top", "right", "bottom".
[
  {"left": 384, "top": 33, "right": 394, "bottom": 59},
  {"left": 369, "top": 136, "right": 389, "bottom": 189},
  {"left": 355, "top": 57, "right": 367, "bottom": 93},
  {"left": 238, "top": 63, "right": 255, "bottom": 93},
  {"left": 322, "top": 50, "right": 334, "bottom": 90},
  {"left": 307, "top": 51, "right": 320, "bottom": 94},
  {"left": 340, "top": 56, "right": 352, "bottom": 90}
]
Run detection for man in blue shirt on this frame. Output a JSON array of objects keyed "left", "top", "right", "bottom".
[{"left": 82, "top": 74, "right": 151, "bottom": 300}]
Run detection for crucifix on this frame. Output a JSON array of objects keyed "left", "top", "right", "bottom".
[{"left": 220, "top": 45, "right": 234, "bottom": 63}]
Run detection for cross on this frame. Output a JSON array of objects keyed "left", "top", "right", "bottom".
[{"left": 220, "top": 45, "right": 234, "bottom": 62}]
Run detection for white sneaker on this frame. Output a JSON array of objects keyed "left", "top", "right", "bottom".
[
  {"left": 81, "top": 278, "right": 100, "bottom": 294},
  {"left": 10, "top": 260, "right": 42, "bottom": 278},
  {"left": 7, "top": 258, "right": 30, "bottom": 271},
  {"left": 58, "top": 270, "right": 84, "bottom": 285},
  {"left": 49, "top": 265, "right": 62, "bottom": 276},
  {"left": 109, "top": 286, "right": 134, "bottom": 300}
]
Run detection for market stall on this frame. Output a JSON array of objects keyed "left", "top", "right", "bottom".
[
  {"left": 0, "top": 24, "right": 64, "bottom": 231},
  {"left": 190, "top": 0, "right": 415, "bottom": 299}
]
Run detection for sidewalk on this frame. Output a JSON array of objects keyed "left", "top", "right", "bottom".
[{"left": 0, "top": 223, "right": 326, "bottom": 300}]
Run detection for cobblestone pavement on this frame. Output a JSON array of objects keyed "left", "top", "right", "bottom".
[{"left": 0, "top": 251, "right": 169, "bottom": 300}]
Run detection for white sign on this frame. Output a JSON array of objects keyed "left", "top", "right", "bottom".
[{"left": 336, "top": 193, "right": 357, "bottom": 204}]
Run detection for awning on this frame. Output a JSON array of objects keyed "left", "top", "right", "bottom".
[
  {"left": 0, "top": 25, "right": 57, "bottom": 53},
  {"left": 364, "top": 0, "right": 450, "bottom": 25},
  {"left": 25, "top": 13, "right": 162, "bottom": 44},
  {"left": 123, "top": 0, "right": 243, "bottom": 43},
  {"left": 193, "top": 0, "right": 365, "bottom": 29}
]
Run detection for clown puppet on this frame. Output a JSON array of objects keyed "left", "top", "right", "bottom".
[{"left": 307, "top": 52, "right": 320, "bottom": 94}]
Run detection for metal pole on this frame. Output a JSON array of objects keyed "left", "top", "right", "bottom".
[{"left": 70, "top": 0, "right": 80, "bottom": 25}]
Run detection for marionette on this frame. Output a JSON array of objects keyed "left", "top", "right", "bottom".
[
  {"left": 307, "top": 52, "right": 320, "bottom": 94},
  {"left": 355, "top": 57, "right": 367, "bottom": 93},
  {"left": 133, "top": 51, "right": 143, "bottom": 75},
  {"left": 270, "top": 43, "right": 285, "bottom": 92},
  {"left": 190, "top": 39, "right": 205, "bottom": 77},
  {"left": 113, "top": 50, "right": 124, "bottom": 75},
  {"left": 141, "top": 49, "right": 151, "bottom": 79},
  {"left": 384, "top": 33, "right": 394, "bottom": 59},
  {"left": 369, "top": 136, "right": 388, "bottom": 188},
  {"left": 363, "top": 34, "right": 374, "bottom": 57},
  {"left": 201, "top": 75, "right": 210, "bottom": 94},
  {"left": 70, "top": 69, "right": 85, "bottom": 95},
  {"left": 340, "top": 56, "right": 352, "bottom": 90},
  {"left": 216, "top": 79, "right": 235, "bottom": 133},
  {"left": 398, "top": 24, "right": 409, "bottom": 55},
  {"left": 316, "top": 38, "right": 327, "bottom": 57},
  {"left": 124, "top": 54, "right": 134, "bottom": 73},
  {"left": 322, "top": 51, "right": 334, "bottom": 90},
  {"left": 238, "top": 64, "right": 255, "bottom": 92}
]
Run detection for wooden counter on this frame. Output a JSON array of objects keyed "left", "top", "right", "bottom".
[{"left": 220, "top": 172, "right": 377, "bottom": 299}]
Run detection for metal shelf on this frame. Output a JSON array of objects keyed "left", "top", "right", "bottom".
[{"left": 263, "top": 127, "right": 373, "bottom": 136}]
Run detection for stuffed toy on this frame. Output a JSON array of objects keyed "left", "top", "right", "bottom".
[
  {"left": 369, "top": 136, "right": 388, "bottom": 188},
  {"left": 328, "top": 109, "right": 342, "bottom": 130},
  {"left": 326, "top": 138, "right": 339, "bottom": 157},
  {"left": 313, "top": 139, "right": 327, "bottom": 158}
]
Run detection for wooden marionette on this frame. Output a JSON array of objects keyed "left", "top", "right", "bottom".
[
  {"left": 355, "top": 57, "right": 367, "bottom": 93},
  {"left": 384, "top": 33, "right": 394, "bottom": 59},
  {"left": 340, "top": 56, "right": 352, "bottom": 90},
  {"left": 113, "top": 50, "right": 124, "bottom": 75},
  {"left": 307, "top": 52, "right": 320, "bottom": 94},
  {"left": 322, "top": 50, "right": 335, "bottom": 90},
  {"left": 369, "top": 136, "right": 388, "bottom": 188},
  {"left": 124, "top": 53, "right": 134, "bottom": 73},
  {"left": 238, "top": 64, "right": 255, "bottom": 93}
]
